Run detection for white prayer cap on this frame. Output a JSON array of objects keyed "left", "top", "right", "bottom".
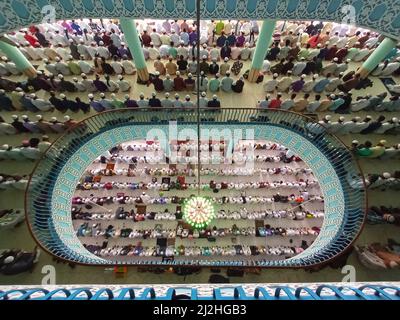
[
  {"left": 152, "top": 92, "right": 156, "bottom": 97},
  {"left": 55, "top": 56, "right": 60, "bottom": 62},
  {"left": 325, "top": 115, "right": 332, "bottom": 120},
  {"left": 346, "top": 59, "right": 351, "bottom": 63},
  {"left": 110, "top": 93, "right": 116, "bottom": 98},
  {"left": 188, "top": 73, "right": 192, "bottom": 77},
  {"left": 354, "top": 116, "right": 361, "bottom": 121},
  {"left": 99, "top": 41, "right": 104, "bottom": 45},
  {"left": 366, "top": 115, "right": 372, "bottom": 119},
  {"left": 81, "top": 73, "right": 86, "bottom": 77},
  {"left": 150, "top": 42, "right": 154, "bottom": 45},
  {"left": 58, "top": 74, "right": 64, "bottom": 79},
  {"left": 339, "top": 91, "right": 345, "bottom": 95},
  {"left": 50, "top": 117, "right": 57, "bottom": 122},
  {"left": 392, "top": 117, "right": 399, "bottom": 123},
  {"left": 312, "top": 74, "right": 318, "bottom": 79},
  {"left": 383, "top": 172, "right": 391, "bottom": 178},
  {"left": 333, "top": 57, "right": 338, "bottom": 62},
  {"left": 36, "top": 70, "right": 43, "bottom": 75},
  {"left": 139, "top": 92, "right": 145, "bottom": 98},
  {"left": 80, "top": 39, "right": 84, "bottom": 43},
  {"left": 43, "top": 58, "right": 49, "bottom": 63},
  {"left": 171, "top": 29, "right": 175, "bottom": 33},
  {"left": 15, "top": 87, "right": 22, "bottom": 92},
  {"left": 174, "top": 93, "right": 179, "bottom": 98},
  {"left": 176, "top": 71, "right": 181, "bottom": 75},
  {"left": 72, "top": 77, "right": 78, "bottom": 82},
  {"left": 30, "top": 93, "right": 36, "bottom": 98},
  {"left": 224, "top": 57, "right": 228, "bottom": 61},
  {"left": 339, "top": 116, "right": 345, "bottom": 121},
  {"left": 1, "top": 56, "right": 7, "bottom": 61},
  {"left": 59, "top": 94, "right": 66, "bottom": 99},
  {"left": 330, "top": 94, "right": 336, "bottom": 98},
  {"left": 180, "top": 40, "right": 184, "bottom": 44},
  {"left": 64, "top": 115, "right": 70, "bottom": 121},
  {"left": 124, "top": 94, "right": 130, "bottom": 99},
  {"left": 226, "top": 71, "right": 230, "bottom": 75},
  {"left": 22, "top": 115, "right": 28, "bottom": 120},
  {"left": 201, "top": 92, "right": 206, "bottom": 97},
  {"left": 12, "top": 115, "right": 18, "bottom": 119},
  {"left": 213, "top": 94, "right": 218, "bottom": 99},
  {"left": 165, "top": 92, "right": 170, "bottom": 97},
  {"left": 185, "top": 95, "right": 190, "bottom": 99},
  {"left": 301, "top": 74, "right": 306, "bottom": 78},
  {"left": 352, "top": 140, "right": 359, "bottom": 144},
  {"left": 216, "top": 73, "right": 220, "bottom": 77},
  {"left": 68, "top": 55, "right": 73, "bottom": 60},
  {"left": 118, "top": 74, "right": 123, "bottom": 79},
  {"left": 300, "top": 57, "right": 305, "bottom": 60},
  {"left": 202, "top": 55, "right": 207, "bottom": 59},
  {"left": 68, "top": 39, "right": 74, "bottom": 43},
  {"left": 88, "top": 93, "right": 94, "bottom": 98},
  {"left": 2, "top": 144, "right": 9, "bottom": 149},
  {"left": 317, "top": 43, "right": 322, "bottom": 48},
  {"left": 0, "top": 89, "right": 4, "bottom": 94},
  {"left": 202, "top": 43, "right": 207, "bottom": 48},
  {"left": 36, "top": 115, "right": 43, "bottom": 120},
  {"left": 273, "top": 73, "right": 278, "bottom": 77},
  {"left": 100, "top": 92, "right": 105, "bottom": 98},
  {"left": 245, "top": 42, "right": 249, "bottom": 47},
  {"left": 121, "top": 42, "right": 125, "bottom": 46},
  {"left": 4, "top": 256, "right": 14, "bottom": 264},
  {"left": 154, "top": 71, "right": 160, "bottom": 76}
]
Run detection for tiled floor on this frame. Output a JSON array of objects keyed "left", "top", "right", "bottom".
[{"left": 0, "top": 57, "right": 399, "bottom": 285}]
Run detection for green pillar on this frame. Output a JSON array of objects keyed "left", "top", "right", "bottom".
[
  {"left": 248, "top": 20, "right": 276, "bottom": 82},
  {"left": 120, "top": 18, "right": 149, "bottom": 82},
  {"left": 358, "top": 37, "right": 397, "bottom": 78},
  {"left": 0, "top": 39, "right": 36, "bottom": 77}
]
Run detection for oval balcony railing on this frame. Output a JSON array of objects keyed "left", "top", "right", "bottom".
[{"left": 25, "top": 108, "right": 367, "bottom": 267}]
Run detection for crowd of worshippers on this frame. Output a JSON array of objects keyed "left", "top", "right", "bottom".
[
  {"left": 364, "top": 172, "right": 400, "bottom": 190},
  {"left": 0, "top": 88, "right": 222, "bottom": 113},
  {"left": 1, "top": 19, "right": 399, "bottom": 104},
  {"left": 356, "top": 240, "right": 400, "bottom": 269},
  {"left": 76, "top": 179, "right": 318, "bottom": 192},
  {"left": 319, "top": 115, "right": 399, "bottom": 135},
  {"left": 85, "top": 242, "right": 308, "bottom": 258},
  {"left": 368, "top": 206, "right": 400, "bottom": 225},
  {"left": 0, "top": 114, "right": 77, "bottom": 134},
  {"left": 351, "top": 140, "right": 400, "bottom": 159},
  {"left": 71, "top": 193, "right": 323, "bottom": 206},
  {"left": 72, "top": 205, "right": 323, "bottom": 221},
  {"left": 75, "top": 221, "right": 320, "bottom": 239},
  {"left": 0, "top": 174, "right": 29, "bottom": 190},
  {"left": 0, "top": 135, "right": 51, "bottom": 160},
  {"left": 257, "top": 90, "right": 400, "bottom": 113}
]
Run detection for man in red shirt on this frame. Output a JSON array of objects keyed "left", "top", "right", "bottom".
[
  {"left": 141, "top": 30, "right": 151, "bottom": 47},
  {"left": 268, "top": 93, "right": 282, "bottom": 109},
  {"left": 23, "top": 31, "right": 39, "bottom": 47}
]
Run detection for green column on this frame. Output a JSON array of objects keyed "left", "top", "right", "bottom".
[
  {"left": 0, "top": 39, "right": 36, "bottom": 77},
  {"left": 358, "top": 37, "right": 398, "bottom": 78},
  {"left": 248, "top": 20, "right": 276, "bottom": 82},
  {"left": 120, "top": 18, "right": 149, "bottom": 82}
]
